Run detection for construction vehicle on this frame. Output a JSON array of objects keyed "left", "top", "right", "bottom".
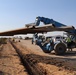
[
  {"left": 31, "top": 16, "right": 76, "bottom": 55},
  {"left": 0, "top": 16, "right": 76, "bottom": 55}
]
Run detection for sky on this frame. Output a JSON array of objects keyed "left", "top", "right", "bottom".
[{"left": 0, "top": 0, "right": 76, "bottom": 36}]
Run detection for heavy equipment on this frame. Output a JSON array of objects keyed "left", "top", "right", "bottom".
[
  {"left": 31, "top": 16, "right": 76, "bottom": 55},
  {"left": 0, "top": 16, "right": 76, "bottom": 55}
]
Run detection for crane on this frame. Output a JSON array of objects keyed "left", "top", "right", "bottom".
[
  {"left": 0, "top": 16, "right": 75, "bottom": 55},
  {"left": 31, "top": 16, "right": 76, "bottom": 55}
]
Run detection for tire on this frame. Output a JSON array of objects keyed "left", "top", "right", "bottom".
[{"left": 54, "top": 43, "right": 66, "bottom": 55}]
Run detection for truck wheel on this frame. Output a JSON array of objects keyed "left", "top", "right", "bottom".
[{"left": 54, "top": 43, "right": 66, "bottom": 55}]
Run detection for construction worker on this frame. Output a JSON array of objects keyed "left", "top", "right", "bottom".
[
  {"left": 32, "top": 33, "right": 38, "bottom": 44},
  {"left": 66, "top": 36, "right": 72, "bottom": 51}
]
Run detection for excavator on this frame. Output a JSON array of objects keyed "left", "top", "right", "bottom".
[{"left": 27, "top": 16, "right": 76, "bottom": 55}]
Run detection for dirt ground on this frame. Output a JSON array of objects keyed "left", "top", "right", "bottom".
[
  {"left": 0, "top": 42, "right": 28, "bottom": 75},
  {"left": 14, "top": 39, "right": 76, "bottom": 75},
  {"left": 0, "top": 39, "right": 76, "bottom": 75}
]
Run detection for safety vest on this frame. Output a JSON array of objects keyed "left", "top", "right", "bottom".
[{"left": 66, "top": 37, "right": 71, "bottom": 42}]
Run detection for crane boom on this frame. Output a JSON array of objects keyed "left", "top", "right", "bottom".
[{"left": 35, "top": 16, "right": 76, "bottom": 35}]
